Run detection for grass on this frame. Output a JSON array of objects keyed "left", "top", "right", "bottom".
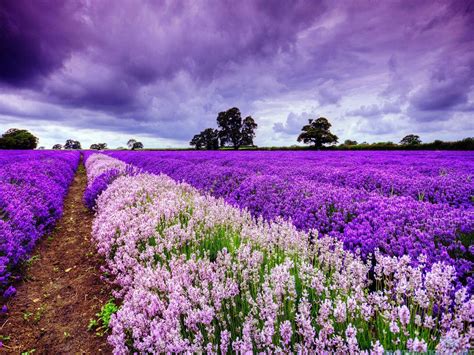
[
  {"left": 88, "top": 298, "right": 119, "bottom": 337},
  {"left": 26, "top": 255, "right": 40, "bottom": 267}
]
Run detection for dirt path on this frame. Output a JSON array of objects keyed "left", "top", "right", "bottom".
[{"left": 0, "top": 160, "right": 112, "bottom": 354}]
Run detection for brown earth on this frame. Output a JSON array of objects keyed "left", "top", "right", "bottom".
[{"left": 0, "top": 160, "right": 113, "bottom": 354}]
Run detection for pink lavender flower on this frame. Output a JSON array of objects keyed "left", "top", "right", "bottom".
[
  {"left": 85, "top": 154, "right": 474, "bottom": 353},
  {"left": 398, "top": 305, "right": 410, "bottom": 327},
  {"left": 280, "top": 320, "right": 292, "bottom": 348},
  {"left": 409, "top": 337, "right": 428, "bottom": 352}
]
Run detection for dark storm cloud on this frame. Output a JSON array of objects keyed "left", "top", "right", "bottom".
[
  {"left": 0, "top": 0, "right": 473, "bottom": 144},
  {"left": 0, "top": 0, "right": 88, "bottom": 85},
  {"left": 406, "top": 58, "right": 474, "bottom": 122},
  {"left": 410, "top": 61, "right": 474, "bottom": 112}
]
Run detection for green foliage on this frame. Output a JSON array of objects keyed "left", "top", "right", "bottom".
[
  {"left": 25, "top": 254, "right": 40, "bottom": 267},
  {"left": 132, "top": 141, "right": 143, "bottom": 149},
  {"left": 331, "top": 137, "right": 474, "bottom": 151},
  {"left": 400, "top": 134, "right": 422, "bottom": 145},
  {"left": 127, "top": 139, "right": 144, "bottom": 150},
  {"left": 343, "top": 139, "right": 358, "bottom": 146},
  {"left": 88, "top": 298, "right": 119, "bottom": 336},
  {"left": 241, "top": 116, "right": 258, "bottom": 146},
  {"left": 297, "top": 117, "right": 338, "bottom": 148},
  {"left": 90, "top": 143, "right": 108, "bottom": 150},
  {"left": 0, "top": 128, "right": 38, "bottom": 149},
  {"left": 217, "top": 107, "right": 244, "bottom": 149},
  {"left": 64, "top": 139, "right": 81, "bottom": 149},
  {"left": 23, "top": 311, "right": 33, "bottom": 321},
  {"left": 190, "top": 107, "right": 258, "bottom": 150},
  {"left": 190, "top": 128, "right": 219, "bottom": 150}
]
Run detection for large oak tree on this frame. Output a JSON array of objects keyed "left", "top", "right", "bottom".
[{"left": 297, "top": 117, "right": 338, "bottom": 148}]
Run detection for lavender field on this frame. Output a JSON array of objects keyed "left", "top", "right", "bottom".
[
  {"left": 1, "top": 0, "right": 473, "bottom": 352},
  {"left": 79, "top": 151, "right": 473, "bottom": 353},
  {"left": 0, "top": 151, "right": 79, "bottom": 299}
]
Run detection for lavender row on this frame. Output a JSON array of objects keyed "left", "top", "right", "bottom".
[
  {"left": 82, "top": 152, "right": 141, "bottom": 210},
  {"left": 0, "top": 151, "right": 80, "bottom": 299},
  {"left": 106, "top": 151, "right": 473, "bottom": 208},
  {"left": 85, "top": 154, "right": 472, "bottom": 353},
  {"left": 106, "top": 151, "right": 474, "bottom": 293}
]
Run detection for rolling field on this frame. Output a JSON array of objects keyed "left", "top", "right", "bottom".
[
  {"left": 0, "top": 150, "right": 472, "bottom": 353},
  {"left": 87, "top": 151, "right": 473, "bottom": 353},
  {"left": 0, "top": 151, "right": 79, "bottom": 297}
]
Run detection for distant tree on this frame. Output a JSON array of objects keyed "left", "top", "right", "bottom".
[
  {"left": 241, "top": 116, "right": 258, "bottom": 146},
  {"left": 0, "top": 128, "right": 38, "bottom": 149},
  {"left": 37, "top": 146, "right": 45, "bottom": 150},
  {"left": 190, "top": 128, "right": 219, "bottom": 150},
  {"left": 64, "top": 139, "right": 82, "bottom": 149},
  {"left": 344, "top": 139, "right": 358, "bottom": 146},
  {"left": 190, "top": 134, "right": 204, "bottom": 149},
  {"left": 216, "top": 107, "right": 258, "bottom": 149},
  {"left": 455, "top": 137, "right": 474, "bottom": 150},
  {"left": 127, "top": 139, "right": 137, "bottom": 149},
  {"left": 400, "top": 134, "right": 421, "bottom": 145},
  {"left": 217, "top": 107, "right": 243, "bottom": 149},
  {"left": 132, "top": 141, "right": 143, "bottom": 150},
  {"left": 297, "top": 117, "right": 338, "bottom": 148},
  {"left": 90, "top": 143, "right": 107, "bottom": 150},
  {"left": 52, "top": 144, "right": 63, "bottom": 150}
]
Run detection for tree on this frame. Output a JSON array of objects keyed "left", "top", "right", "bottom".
[
  {"left": 216, "top": 107, "right": 258, "bottom": 149},
  {"left": 132, "top": 141, "right": 143, "bottom": 150},
  {"left": 190, "top": 134, "right": 204, "bottom": 149},
  {"left": 0, "top": 128, "right": 38, "bottom": 149},
  {"left": 297, "top": 117, "right": 338, "bottom": 148},
  {"left": 241, "top": 116, "right": 258, "bottom": 146},
  {"left": 217, "top": 107, "right": 243, "bottom": 149},
  {"left": 400, "top": 134, "right": 421, "bottom": 145},
  {"left": 127, "top": 139, "right": 137, "bottom": 149},
  {"left": 344, "top": 139, "right": 358, "bottom": 146},
  {"left": 52, "top": 144, "right": 63, "bottom": 150},
  {"left": 90, "top": 143, "right": 107, "bottom": 150},
  {"left": 190, "top": 128, "right": 219, "bottom": 150},
  {"left": 64, "top": 139, "right": 81, "bottom": 149}
]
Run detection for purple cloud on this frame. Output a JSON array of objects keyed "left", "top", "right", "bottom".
[
  {"left": 409, "top": 60, "right": 474, "bottom": 112},
  {"left": 273, "top": 112, "right": 315, "bottom": 135},
  {"left": 347, "top": 102, "right": 401, "bottom": 118},
  {"left": 0, "top": 0, "right": 88, "bottom": 86},
  {"left": 0, "top": 0, "right": 473, "bottom": 146}
]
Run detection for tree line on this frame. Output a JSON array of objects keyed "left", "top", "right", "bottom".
[
  {"left": 0, "top": 115, "right": 472, "bottom": 150},
  {"left": 189, "top": 112, "right": 474, "bottom": 150},
  {"left": 51, "top": 138, "right": 144, "bottom": 150},
  {"left": 190, "top": 107, "right": 258, "bottom": 149},
  {"left": 188, "top": 111, "right": 341, "bottom": 150},
  {"left": 0, "top": 128, "right": 145, "bottom": 150}
]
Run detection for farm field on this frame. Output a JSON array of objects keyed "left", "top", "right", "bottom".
[
  {"left": 105, "top": 151, "right": 474, "bottom": 290},
  {"left": 86, "top": 151, "right": 473, "bottom": 353},
  {"left": 0, "top": 151, "right": 79, "bottom": 298},
  {"left": 2, "top": 0, "right": 473, "bottom": 352},
  {"left": 0, "top": 150, "right": 472, "bottom": 353}
]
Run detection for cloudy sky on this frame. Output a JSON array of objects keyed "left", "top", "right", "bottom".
[{"left": 0, "top": 0, "right": 473, "bottom": 148}]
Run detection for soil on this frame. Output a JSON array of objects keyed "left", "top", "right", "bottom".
[{"left": 0, "top": 159, "right": 113, "bottom": 354}]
